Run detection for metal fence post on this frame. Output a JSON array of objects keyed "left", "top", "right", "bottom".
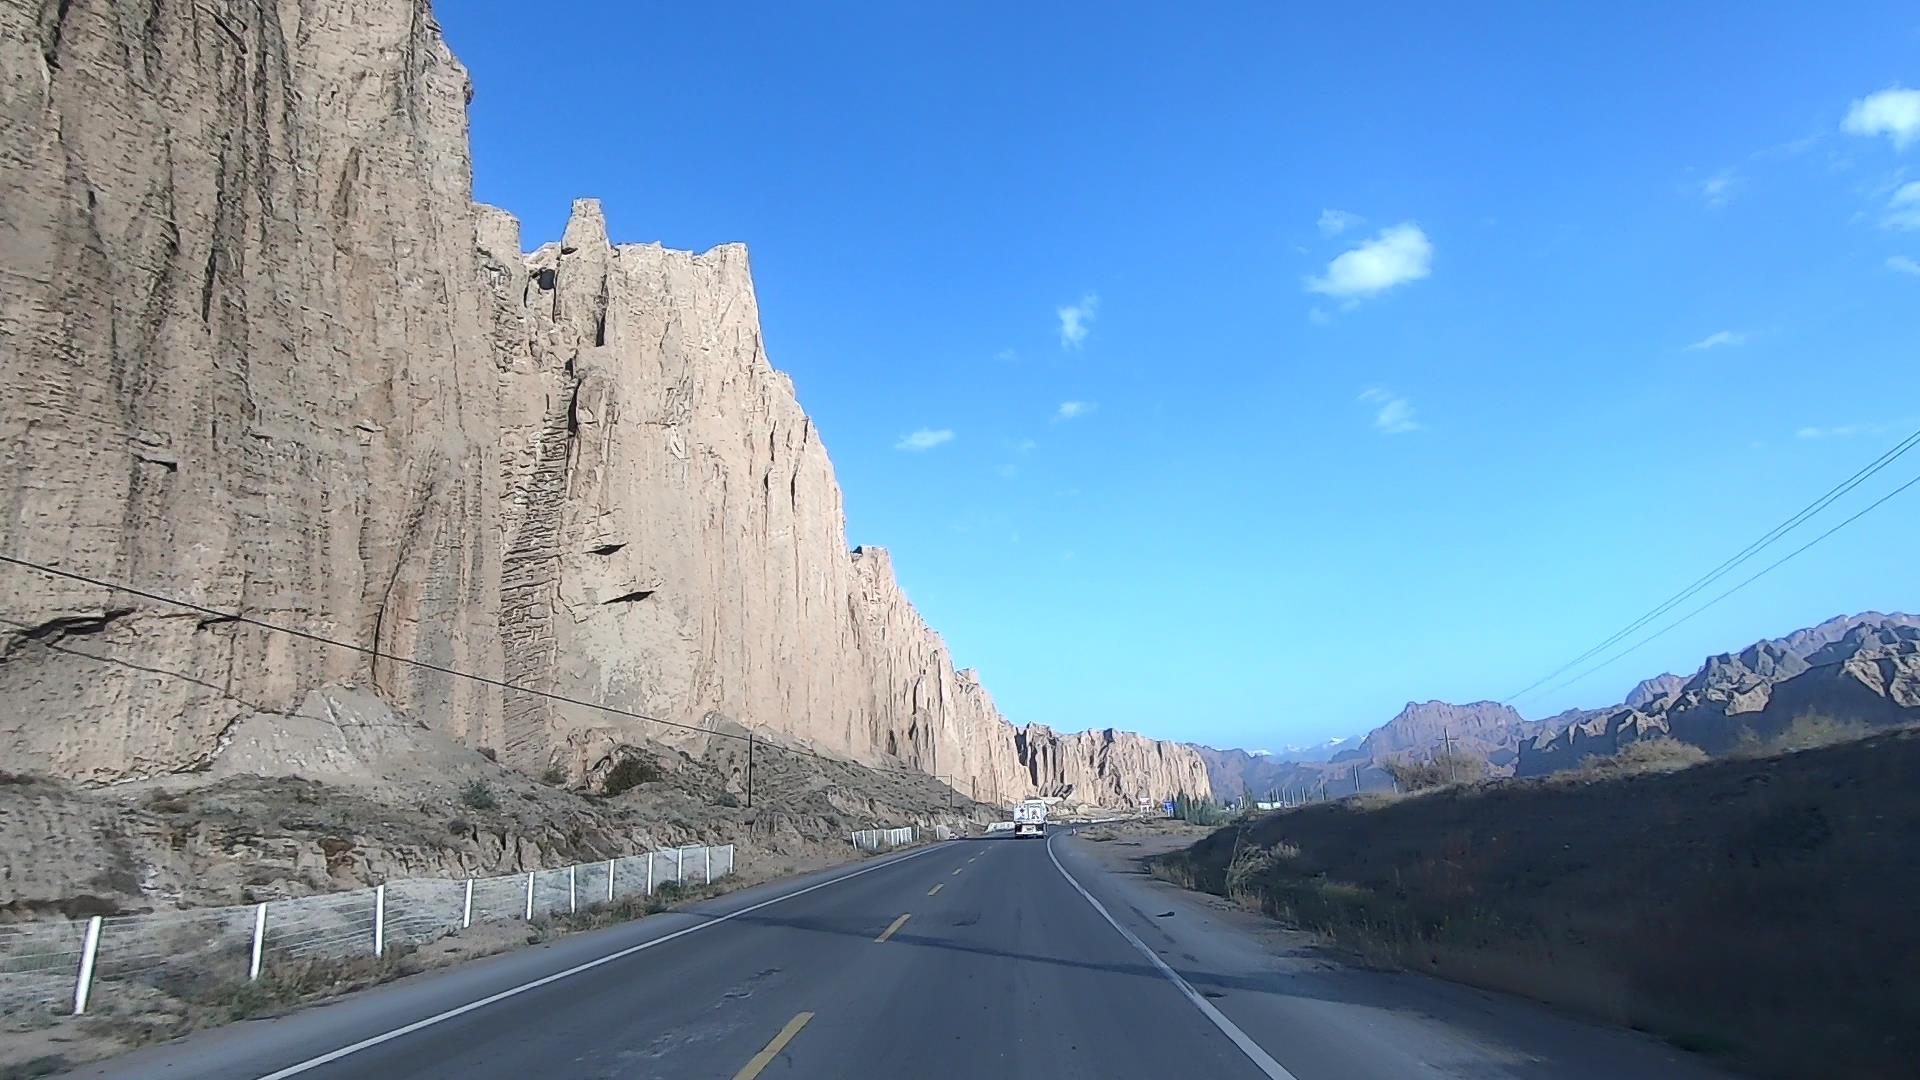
[
  {"left": 463, "top": 878, "right": 474, "bottom": 929},
  {"left": 608, "top": 858, "right": 616, "bottom": 902},
  {"left": 249, "top": 903, "right": 267, "bottom": 981},
  {"left": 72, "top": 915, "right": 102, "bottom": 1015},
  {"left": 373, "top": 884, "right": 386, "bottom": 957},
  {"left": 569, "top": 865, "right": 578, "bottom": 914},
  {"left": 525, "top": 871, "right": 535, "bottom": 920},
  {"left": 704, "top": 846, "right": 712, "bottom": 885}
]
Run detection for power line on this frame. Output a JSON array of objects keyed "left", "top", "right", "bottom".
[
  {"left": 1531, "top": 466, "right": 1920, "bottom": 701},
  {"left": 1504, "top": 426, "right": 1920, "bottom": 703}
]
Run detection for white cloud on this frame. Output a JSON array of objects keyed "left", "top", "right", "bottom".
[
  {"left": 1317, "top": 209, "right": 1363, "bottom": 236},
  {"left": 1699, "top": 170, "right": 1739, "bottom": 209},
  {"left": 895, "top": 428, "right": 954, "bottom": 451},
  {"left": 1889, "top": 254, "right": 1920, "bottom": 275},
  {"left": 1842, "top": 86, "right": 1920, "bottom": 150},
  {"left": 1307, "top": 306, "right": 1332, "bottom": 326},
  {"left": 1797, "top": 422, "right": 1891, "bottom": 439},
  {"left": 1358, "top": 387, "right": 1421, "bottom": 434},
  {"left": 1306, "top": 223, "right": 1433, "bottom": 300},
  {"left": 1885, "top": 181, "right": 1920, "bottom": 230},
  {"left": 1685, "top": 330, "right": 1747, "bottom": 351},
  {"left": 1057, "top": 293, "right": 1099, "bottom": 349},
  {"left": 995, "top": 348, "right": 1018, "bottom": 362},
  {"left": 995, "top": 463, "right": 1020, "bottom": 478},
  {"left": 1054, "top": 400, "right": 1096, "bottom": 421},
  {"left": 1009, "top": 437, "right": 1038, "bottom": 454}
]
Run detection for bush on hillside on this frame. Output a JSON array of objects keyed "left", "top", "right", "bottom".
[
  {"left": 602, "top": 754, "right": 662, "bottom": 797},
  {"left": 1382, "top": 750, "right": 1486, "bottom": 792},
  {"left": 1576, "top": 737, "right": 1709, "bottom": 777}
]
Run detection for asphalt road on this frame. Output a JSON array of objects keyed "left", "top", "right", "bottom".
[{"left": 71, "top": 831, "right": 1729, "bottom": 1079}]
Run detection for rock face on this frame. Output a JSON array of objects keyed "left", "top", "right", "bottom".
[
  {"left": 0, "top": 0, "right": 1207, "bottom": 808},
  {"left": 1517, "top": 613, "right": 1920, "bottom": 774}
]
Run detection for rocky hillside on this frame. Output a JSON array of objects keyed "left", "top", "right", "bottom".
[
  {"left": 1518, "top": 613, "right": 1920, "bottom": 775},
  {"left": 0, "top": 0, "right": 1206, "bottom": 808}
]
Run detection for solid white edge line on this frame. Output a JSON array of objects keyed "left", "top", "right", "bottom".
[
  {"left": 251, "top": 843, "right": 945, "bottom": 1080},
  {"left": 1045, "top": 833, "right": 1299, "bottom": 1080}
]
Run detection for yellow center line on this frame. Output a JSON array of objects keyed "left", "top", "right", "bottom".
[
  {"left": 733, "top": 1012, "right": 814, "bottom": 1080},
  {"left": 875, "top": 913, "right": 911, "bottom": 943},
  {"left": 927, "top": 883, "right": 943, "bottom": 896}
]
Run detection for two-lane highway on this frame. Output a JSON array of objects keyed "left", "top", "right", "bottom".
[{"left": 73, "top": 832, "right": 1729, "bottom": 1079}]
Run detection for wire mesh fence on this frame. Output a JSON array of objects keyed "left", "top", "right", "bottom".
[
  {"left": 850, "top": 826, "right": 916, "bottom": 852},
  {"left": 0, "top": 842, "right": 735, "bottom": 1019}
]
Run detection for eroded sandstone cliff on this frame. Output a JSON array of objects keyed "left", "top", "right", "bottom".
[{"left": 0, "top": 0, "right": 1208, "bottom": 808}]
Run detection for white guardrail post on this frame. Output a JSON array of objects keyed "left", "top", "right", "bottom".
[
  {"left": 249, "top": 902, "right": 267, "bottom": 981},
  {"left": 569, "top": 865, "right": 577, "bottom": 914},
  {"left": 704, "top": 846, "right": 712, "bottom": 885},
  {"left": 646, "top": 851, "right": 655, "bottom": 896},
  {"left": 72, "top": 915, "right": 102, "bottom": 1015},
  {"left": 373, "top": 883, "right": 386, "bottom": 957},
  {"left": 463, "top": 878, "right": 474, "bottom": 929},
  {"left": 608, "top": 858, "right": 616, "bottom": 902},
  {"left": 524, "top": 872, "right": 535, "bottom": 920}
]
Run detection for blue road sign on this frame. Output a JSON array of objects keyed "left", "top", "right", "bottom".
[{"left": 1162, "top": 799, "right": 1176, "bottom": 816}]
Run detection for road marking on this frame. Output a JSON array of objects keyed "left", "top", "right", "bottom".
[
  {"left": 1045, "top": 834, "right": 1300, "bottom": 1080},
  {"left": 968, "top": 855, "right": 979, "bottom": 863},
  {"left": 874, "top": 913, "right": 911, "bottom": 943},
  {"left": 247, "top": 845, "right": 942, "bottom": 1079},
  {"left": 733, "top": 1011, "right": 814, "bottom": 1080},
  {"left": 927, "top": 884, "right": 943, "bottom": 896},
  {"left": 952, "top": 867, "right": 963, "bottom": 875}
]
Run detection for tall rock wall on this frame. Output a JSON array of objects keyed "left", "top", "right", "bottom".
[{"left": 0, "top": 0, "right": 1208, "bottom": 807}]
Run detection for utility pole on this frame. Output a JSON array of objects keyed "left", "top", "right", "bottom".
[
  {"left": 745, "top": 732, "right": 754, "bottom": 809},
  {"left": 1441, "top": 729, "right": 1459, "bottom": 784}
]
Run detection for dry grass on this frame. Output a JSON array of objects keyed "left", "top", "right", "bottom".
[
  {"left": 1574, "top": 737, "right": 1709, "bottom": 777},
  {"left": 1152, "top": 727, "right": 1920, "bottom": 1079}
]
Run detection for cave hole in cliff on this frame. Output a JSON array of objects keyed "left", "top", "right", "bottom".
[
  {"left": 604, "top": 589, "right": 655, "bottom": 604},
  {"left": 588, "top": 543, "right": 626, "bottom": 556},
  {"left": 535, "top": 267, "right": 556, "bottom": 291}
]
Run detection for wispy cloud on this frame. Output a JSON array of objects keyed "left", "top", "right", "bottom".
[
  {"left": 1307, "top": 306, "right": 1332, "bottom": 326},
  {"left": 995, "top": 463, "right": 1020, "bottom": 478},
  {"left": 1306, "top": 224, "right": 1433, "bottom": 300},
  {"left": 1317, "top": 209, "right": 1363, "bottom": 236},
  {"left": 1796, "top": 422, "right": 1892, "bottom": 439},
  {"left": 895, "top": 428, "right": 954, "bottom": 452},
  {"left": 1008, "top": 437, "right": 1038, "bottom": 454},
  {"left": 1054, "top": 400, "right": 1097, "bottom": 421},
  {"left": 1685, "top": 329, "right": 1747, "bottom": 351},
  {"left": 1884, "top": 181, "right": 1920, "bottom": 230},
  {"left": 1842, "top": 86, "right": 1920, "bottom": 150},
  {"left": 1057, "top": 293, "right": 1099, "bottom": 349},
  {"left": 1889, "top": 254, "right": 1920, "bottom": 275},
  {"left": 995, "top": 348, "right": 1018, "bottom": 362},
  {"left": 1358, "top": 387, "right": 1421, "bottom": 434},
  {"left": 1699, "top": 169, "right": 1740, "bottom": 209}
]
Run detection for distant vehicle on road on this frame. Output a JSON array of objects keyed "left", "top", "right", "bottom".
[{"left": 1013, "top": 798, "right": 1048, "bottom": 838}]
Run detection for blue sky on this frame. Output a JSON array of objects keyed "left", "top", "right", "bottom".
[{"left": 443, "top": 2, "right": 1920, "bottom": 751}]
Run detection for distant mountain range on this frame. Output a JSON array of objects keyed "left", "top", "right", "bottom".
[{"left": 1193, "top": 611, "right": 1920, "bottom": 797}]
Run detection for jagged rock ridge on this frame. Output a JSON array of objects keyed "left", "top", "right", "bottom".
[
  {"left": 1517, "top": 613, "right": 1920, "bottom": 774},
  {"left": 0, "top": 0, "right": 1207, "bottom": 808}
]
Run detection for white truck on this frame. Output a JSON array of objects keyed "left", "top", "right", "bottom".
[{"left": 1012, "top": 798, "right": 1049, "bottom": 839}]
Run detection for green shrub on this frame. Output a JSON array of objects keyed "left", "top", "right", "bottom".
[
  {"left": 459, "top": 780, "right": 497, "bottom": 810},
  {"left": 602, "top": 754, "right": 661, "bottom": 797},
  {"left": 539, "top": 763, "right": 568, "bottom": 786},
  {"left": 711, "top": 791, "right": 740, "bottom": 808}
]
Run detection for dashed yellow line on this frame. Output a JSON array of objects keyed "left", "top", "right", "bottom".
[
  {"left": 733, "top": 1012, "right": 814, "bottom": 1080},
  {"left": 927, "top": 883, "right": 943, "bottom": 896},
  {"left": 875, "top": 913, "right": 911, "bottom": 943}
]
